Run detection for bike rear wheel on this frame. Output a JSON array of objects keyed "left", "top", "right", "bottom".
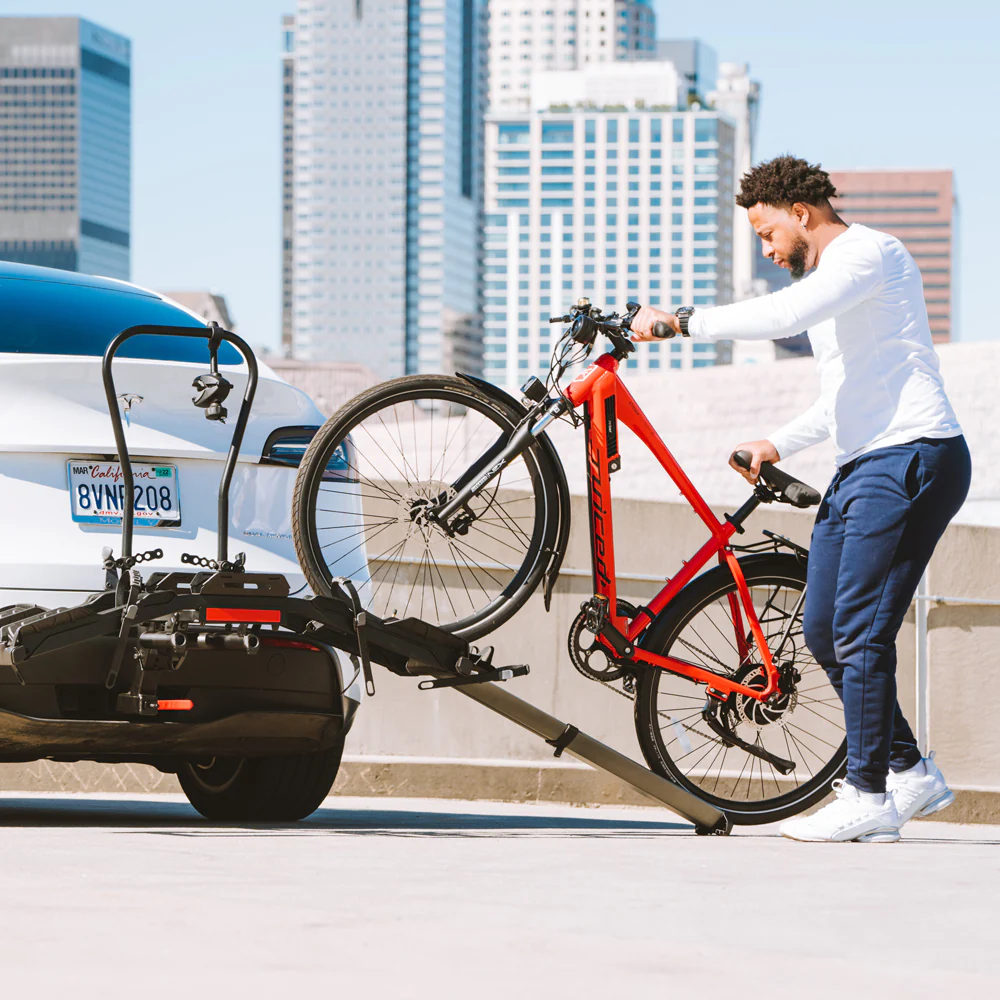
[
  {"left": 291, "top": 375, "right": 560, "bottom": 640},
  {"left": 634, "top": 554, "right": 846, "bottom": 825}
]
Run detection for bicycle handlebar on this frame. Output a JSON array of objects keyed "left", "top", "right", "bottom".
[
  {"left": 731, "top": 451, "right": 822, "bottom": 509},
  {"left": 549, "top": 300, "right": 677, "bottom": 354}
]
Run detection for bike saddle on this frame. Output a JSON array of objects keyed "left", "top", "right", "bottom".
[{"left": 732, "top": 451, "right": 822, "bottom": 508}]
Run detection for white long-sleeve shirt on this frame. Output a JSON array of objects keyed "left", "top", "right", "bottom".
[{"left": 688, "top": 224, "right": 962, "bottom": 466}]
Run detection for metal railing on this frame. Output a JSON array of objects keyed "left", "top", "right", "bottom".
[{"left": 913, "top": 572, "right": 1000, "bottom": 754}]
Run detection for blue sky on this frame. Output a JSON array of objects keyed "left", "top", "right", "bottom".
[{"left": 3, "top": 2, "right": 996, "bottom": 348}]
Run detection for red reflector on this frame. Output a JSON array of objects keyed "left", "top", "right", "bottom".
[
  {"left": 158, "top": 699, "right": 194, "bottom": 712},
  {"left": 205, "top": 608, "right": 282, "bottom": 624}
]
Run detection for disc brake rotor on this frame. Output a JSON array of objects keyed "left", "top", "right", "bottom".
[{"left": 731, "top": 662, "right": 798, "bottom": 730}]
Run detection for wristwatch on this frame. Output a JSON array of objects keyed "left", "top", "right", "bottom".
[{"left": 675, "top": 306, "right": 695, "bottom": 337}]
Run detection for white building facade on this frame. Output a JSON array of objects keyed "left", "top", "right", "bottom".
[
  {"left": 291, "top": 0, "right": 486, "bottom": 379},
  {"left": 709, "top": 62, "right": 759, "bottom": 303},
  {"left": 483, "top": 105, "right": 735, "bottom": 391},
  {"left": 488, "top": 0, "right": 656, "bottom": 113}
]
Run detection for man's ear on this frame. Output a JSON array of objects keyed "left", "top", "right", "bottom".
[{"left": 792, "top": 202, "right": 811, "bottom": 229}]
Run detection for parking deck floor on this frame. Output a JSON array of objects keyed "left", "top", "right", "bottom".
[{"left": 0, "top": 793, "right": 996, "bottom": 998}]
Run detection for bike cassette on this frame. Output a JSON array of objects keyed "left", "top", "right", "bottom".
[{"left": 568, "top": 599, "right": 638, "bottom": 683}]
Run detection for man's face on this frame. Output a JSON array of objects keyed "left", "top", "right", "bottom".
[{"left": 747, "top": 203, "right": 813, "bottom": 279}]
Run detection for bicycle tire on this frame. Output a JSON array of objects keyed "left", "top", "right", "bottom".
[
  {"left": 634, "top": 553, "right": 847, "bottom": 825},
  {"left": 291, "top": 374, "right": 562, "bottom": 640}
]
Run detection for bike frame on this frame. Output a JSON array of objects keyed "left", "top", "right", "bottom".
[{"left": 565, "top": 352, "right": 780, "bottom": 701}]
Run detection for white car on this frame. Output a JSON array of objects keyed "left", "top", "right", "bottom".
[{"left": 0, "top": 261, "right": 364, "bottom": 820}]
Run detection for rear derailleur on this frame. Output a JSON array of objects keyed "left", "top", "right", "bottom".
[{"left": 701, "top": 662, "right": 802, "bottom": 775}]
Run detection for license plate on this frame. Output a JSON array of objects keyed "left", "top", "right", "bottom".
[{"left": 68, "top": 462, "right": 182, "bottom": 527}]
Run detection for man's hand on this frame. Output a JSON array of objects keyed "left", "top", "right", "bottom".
[
  {"left": 729, "top": 440, "right": 781, "bottom": 484},
  {"left": 630, "top": 306, "right": 679, "bottom": 342}
]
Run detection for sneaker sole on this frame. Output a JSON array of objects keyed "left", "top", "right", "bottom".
[
  {"left": 856, "top": 827, "right": 901, "bottom": 843},
  {"left": 914, "top": 788, "right": 956, "bottom": 820},
  {"left": 780, "top": 827, "right": 900, "bottom": 844}
]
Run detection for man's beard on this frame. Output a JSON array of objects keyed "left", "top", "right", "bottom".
[{"left": 787, "top": 235, "right": 810, "bottom": 280}]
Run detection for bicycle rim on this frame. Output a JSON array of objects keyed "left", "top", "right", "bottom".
[
  {"left": 293, "top": 377, "right": 556, "bottom": 639},
  {"left": 636, "top": 559, "right": 846, "bottom": 823}
]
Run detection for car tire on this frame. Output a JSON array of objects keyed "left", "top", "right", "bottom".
[{"left": 177, "top": 741, "right": 344, "bottom": 822}]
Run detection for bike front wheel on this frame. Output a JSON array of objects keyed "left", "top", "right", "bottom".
[
  {"left": 634, "top": 553, "right": 846, "bottom": 825},
  {"left": 291, "top": 375, "right": 561, "bottom": 640}
]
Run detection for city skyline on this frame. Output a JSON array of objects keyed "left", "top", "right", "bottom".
[
  {"left": 0, "top": 1, "right": 993, "bottom": 353},
  {"left": 0, "top": 16, "right": 131, "bottom": 279},
  {"left": 483, "top": 101, "right": 739, "bottom": 388}
]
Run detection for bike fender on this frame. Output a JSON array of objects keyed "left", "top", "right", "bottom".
[{"left": 456, "top": 372, "right": 570, "bottom": 611}]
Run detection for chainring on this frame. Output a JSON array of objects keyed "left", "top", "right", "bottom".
[{"left": 568, "top": 599, "right": 638, "bottom": 683}]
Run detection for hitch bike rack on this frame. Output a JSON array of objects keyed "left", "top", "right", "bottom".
[{"left": 0, "top": 324, "right": 728, "bottom": 835}]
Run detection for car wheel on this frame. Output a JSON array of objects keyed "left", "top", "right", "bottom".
[{"left": 177, "top": 741, "right": 344, "bottom": 822}]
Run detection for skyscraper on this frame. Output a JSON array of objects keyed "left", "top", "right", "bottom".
[
  {"left": 0, "top": 17, "right": 131, "bottom": 279},
  {"left": 483, "top": 84, "right": 736, "bottom": 390},
  {"left": 709, "top": 63, "right": 759, "bottom": 303},
  {"left": 281, "top": 14, "right": 295, "bottom": 356},
  {"left": 656, "top": 39, "right": 717, "bottom": 106},
  {"left": 291, "top": 0, "right": 487, "bottom": 380},
  {"left": 488, "top": 0, "right": 657, "bottom": 113},
  {"left": 829, "top": 169, "right": 955, "bottom": 342}
]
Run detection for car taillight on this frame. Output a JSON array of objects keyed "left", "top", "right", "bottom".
[{"left": 260, "top": 426, "right": 356, "bottom": 482}]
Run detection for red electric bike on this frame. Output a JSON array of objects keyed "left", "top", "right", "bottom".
[{"left": 291, "top": 300, "right": 847, "bottom": 824}]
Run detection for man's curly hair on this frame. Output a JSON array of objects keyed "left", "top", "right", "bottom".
[{"left": 736, "top": 155, "right": 839, "bottom": 210}]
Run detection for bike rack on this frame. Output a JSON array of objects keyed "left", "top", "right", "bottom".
[{"left": 0, "top": 324, "right": 729, "bottom": 836}]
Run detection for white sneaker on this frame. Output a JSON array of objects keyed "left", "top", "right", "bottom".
[
  {"left": 780, "top": 780, "right": 900, "bottom": 843},
  {"left": 887, "top": 751, "right": 955, "bottom": 825}
]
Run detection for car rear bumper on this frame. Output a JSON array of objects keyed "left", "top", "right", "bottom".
[
  {"left": 0, "top": 633, "right": 362, "bottom": 763},
  {"left": 0, "top": 708, "right": 346, "bottom": 763}
]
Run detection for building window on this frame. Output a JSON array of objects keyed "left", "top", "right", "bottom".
[
  {"left": 542, "top": 121, "right": 574, "bottom": 143},
  {"left": 694, "top": 118, "right": 718, "bottom": 143},
  {"left": 499, "top": 123, "right": 530, "bottom": 145}
]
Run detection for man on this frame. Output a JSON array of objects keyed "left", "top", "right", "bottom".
[{"left": 631, "top": 156, "right": 971, "bottom": 843}]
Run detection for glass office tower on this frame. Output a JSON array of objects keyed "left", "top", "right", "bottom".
[
  {"left": 483, "top": 104, "right": 736, "bottom": 390},
  {"left": 291, "top": 0, "right": 486, "bottom": 379},
  {"left": 0, "top": 17, "right": 131, "bottom": 279}
]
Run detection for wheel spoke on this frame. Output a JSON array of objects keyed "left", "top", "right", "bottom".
[{"left": 640, "top": 570, "right": 845, "bottom": 815}]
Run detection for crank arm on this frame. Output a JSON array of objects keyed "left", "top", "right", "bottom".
[{"left": 702, "top": 706, "right": 796, "bottom": 776}]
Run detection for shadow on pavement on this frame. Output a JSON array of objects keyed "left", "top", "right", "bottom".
[{"left": 0, "top": 794, "right": 691, "bottom": 837}]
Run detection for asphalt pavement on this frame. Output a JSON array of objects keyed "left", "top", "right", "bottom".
[{"left": 0, "top": 793, "right": 996, "bottom": 999}]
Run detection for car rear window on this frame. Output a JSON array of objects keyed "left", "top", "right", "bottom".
[{"left": 0, "top": 277, "right": 244, "bottom": 364}]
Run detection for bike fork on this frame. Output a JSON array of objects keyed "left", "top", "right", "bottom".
[{"left": 431, "top": 398, "right": 566, "bottom": 530}]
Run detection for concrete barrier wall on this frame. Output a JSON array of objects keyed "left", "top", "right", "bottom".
[
  {"left": 343, "top": 492, "right": 1000, "bottom": 794},
  {"left": 3, "top": 490, "right": 997, "bottom": 816}
]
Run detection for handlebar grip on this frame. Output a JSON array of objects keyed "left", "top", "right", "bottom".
[
  {"left": 732, "top": 450, "right": 753, "bottom": 472},
  {"left": 652, "top": 321, "right": 674, "bottom": 339},
  {"left": 731, "top": 451, "right": 822, "bottom": 508}
]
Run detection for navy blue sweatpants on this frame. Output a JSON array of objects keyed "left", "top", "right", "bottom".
[{"left": 802, "top": 435, "right": 971, "bottom": 793}]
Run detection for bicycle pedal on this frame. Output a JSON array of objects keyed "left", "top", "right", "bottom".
[{"left": 581, "top": 594, "right": 609, "bottom": 633}]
